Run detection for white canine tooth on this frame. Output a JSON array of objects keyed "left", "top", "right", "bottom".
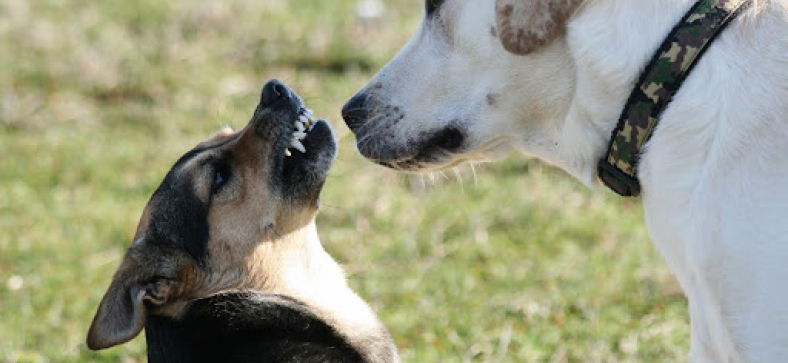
[
  {"left": 289, "top": 138, "right": 306, "bottom": 153},
  {"left": 293, "top": 131, "right": 307, "bottom": 140},
  {"left": 284, "top": 149, "right": 292, "bottom": 157},
  {"left": 299, "top": 115, "right": 309, "bottom": 124},
  {"left": 295, "top": 122, "right": 306, "bottom": 132},
  {"left": 305, "top": 108, "right": 314, "bottom": 116}
]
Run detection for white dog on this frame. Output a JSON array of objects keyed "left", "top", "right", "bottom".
[{"left": 341, "top": 0, "right": 788, "bottom": 362}]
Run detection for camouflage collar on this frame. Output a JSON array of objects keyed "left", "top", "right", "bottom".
[{"left": 598, "top": 0, "right": 751, "bottom": 197}]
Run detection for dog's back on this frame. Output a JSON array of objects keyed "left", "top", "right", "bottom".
[{"left": 145, "top": 292, "right": 365, "bottom": 363}]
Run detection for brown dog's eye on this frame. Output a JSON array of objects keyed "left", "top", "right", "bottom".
[{"left": 212, "top": 163, "right": 231, "bottom": 194}]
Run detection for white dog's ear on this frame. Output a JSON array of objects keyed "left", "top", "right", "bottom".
[{"left": 495, "top": 0, "right": 584, "bottom": 55}]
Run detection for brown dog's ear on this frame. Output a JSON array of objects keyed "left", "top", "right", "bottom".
[
  {"left": 86, "top": 256, "right": 174, "bottom": 350},
  {"left": 495, "top": 0, "right": 584, "bottom": 55}
]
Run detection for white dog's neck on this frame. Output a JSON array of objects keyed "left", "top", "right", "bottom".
[
  {"left": 523, "top": 0, "right": 700, "bottom": 186},
  {"left": 546, "top": 0, "right": 787, "bottom": 192}
]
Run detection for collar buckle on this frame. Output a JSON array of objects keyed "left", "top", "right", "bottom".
[{"left": 598, "top": 160, "right": 641, "bottom": 197}]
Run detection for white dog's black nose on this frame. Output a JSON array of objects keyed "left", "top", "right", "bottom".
[
  {"left": 260, "top": 79, "right": 291, "bottom": 108},
  {"left": 341, "top": 93, "right": 370, "bottom": 131}
]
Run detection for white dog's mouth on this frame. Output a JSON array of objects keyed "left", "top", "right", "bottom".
[
  {"left": 342, "top": 90, "right": 472, "bottom": 171},
  {"left": 354, "top": 126, "right": 468, "bottom": 171}
]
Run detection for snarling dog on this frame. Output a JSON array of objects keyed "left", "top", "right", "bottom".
[
  {"left": 342, "top": 0, "right": 788, "bottom": 362},
  {"left": 87, "top": 80, "right": 399, "bottom": 363}
]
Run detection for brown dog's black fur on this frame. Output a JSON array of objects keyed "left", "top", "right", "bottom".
[{"left": 145, "top": 293, "right": 365, "bottom": 363}]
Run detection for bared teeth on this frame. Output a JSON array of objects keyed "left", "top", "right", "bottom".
[
  {"left": 289, "top": 138, "right": 306, "bottom": 153},
  {"left": 285, "top": 110, "right": 320, "bottom": 156}
]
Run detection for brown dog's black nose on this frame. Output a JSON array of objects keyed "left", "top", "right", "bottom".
[
  {"left": 341, "top": 93, "right": 370, "bottom": 131},
  {"left": 260, "top": 79, "right": 291, "bottom": 108}
]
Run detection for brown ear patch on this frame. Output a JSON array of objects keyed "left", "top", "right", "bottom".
[{"left": 495, "top": 0, "right": 584, "bottom": 55}]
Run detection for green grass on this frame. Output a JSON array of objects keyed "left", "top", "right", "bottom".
[{"left": 0, "top": 0, "right": 689, "bottom": 362}]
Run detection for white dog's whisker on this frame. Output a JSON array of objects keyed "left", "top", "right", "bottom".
[
  {"left": 469, "top": 162, "right": 479, "bottom": 188},
  {"left": 453, "top": 167, "right": 465, "bottom": 192}
]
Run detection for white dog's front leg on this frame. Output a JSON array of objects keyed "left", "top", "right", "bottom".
[
  {"left": 687, "top": 295, "right": 733, "bottom": 363},
  {"left": 642, "top": 197, "right": 743, "bottom": 363}
]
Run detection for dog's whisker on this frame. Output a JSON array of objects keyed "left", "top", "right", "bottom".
[
  {"left": 268, "top": 224, "right": 285, "bottom": 241},
  {"left": 319, "top": 203, "right": 347, "bottom": 212},
  {"left": 453, "top": 167, "right": 465, "bottom": 193},
  {"left": 469, "top": 162, "right": 479, "bottom": 188}
]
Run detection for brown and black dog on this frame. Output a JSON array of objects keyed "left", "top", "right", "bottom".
[{"left": 86, "top": 80, "right": 399, "bottom": 363}]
